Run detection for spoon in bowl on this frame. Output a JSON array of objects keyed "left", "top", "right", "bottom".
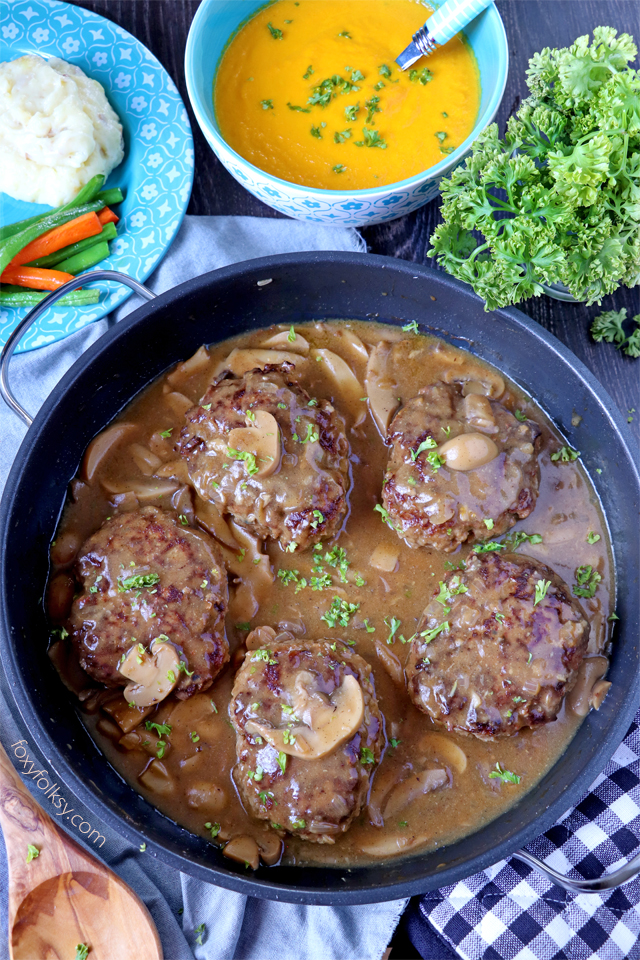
[
  {"left": 0, "top": 738, "right": 163, "bottom": 960},
  {"left": 396, "top": 0, "right": 493, "bottom": 70}
]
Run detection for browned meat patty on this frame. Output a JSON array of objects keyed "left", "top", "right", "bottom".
[
  {"left": 382, "top": 383, "right": 541, "bottom": 552},
  {"left": 177, "top": 366, "right": 350, "bottom": 551},
  {"left": 229, "top": 640, "right": 383, "bottom": 843},
  {"left": 406, "top": 552, "right": 589, "bottom": 739},
  {"left": 67, "top": 507, "right": 228, "bottom": 698}
]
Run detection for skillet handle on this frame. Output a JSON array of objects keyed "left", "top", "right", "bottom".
[
  {"left": 513, "top": 847, "right": 640, "bottom": 894},
  {"left": 0, "top": 270, "right": 156, "bottom": 427}
]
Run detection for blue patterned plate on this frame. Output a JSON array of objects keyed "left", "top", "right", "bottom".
[{"left": 0, "top": 0, "right": 194, "bottom": 352}]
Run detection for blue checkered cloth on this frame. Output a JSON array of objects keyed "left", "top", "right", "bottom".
[{"left": 410, "top": 712, "right": 640, "bottom": 960}]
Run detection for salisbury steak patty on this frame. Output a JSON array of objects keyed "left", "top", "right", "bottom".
[
  {"left": 382, "top": 383, "right": 541, "bottom": 551},
  {"left": 230, "top": 640, "right": 383, "bottom": 842},
  {"left": 177, "top": 366, "right": 349, "bottom": 550},
  {"left": 68, "top": 507, "right": 228, "bottom": 698},
  {"left": 406, "top": 552, "right": 589, "bottom": 738}
]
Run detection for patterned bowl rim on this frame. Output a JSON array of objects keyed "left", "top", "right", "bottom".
[{"left": 185, "top": 0, "right": 508, "bottom": 198}]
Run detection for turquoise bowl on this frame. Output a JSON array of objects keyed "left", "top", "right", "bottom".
[{"left": 185, "top": 0, "right": 508, "bottom": 226}]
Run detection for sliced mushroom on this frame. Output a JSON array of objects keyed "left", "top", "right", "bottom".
[
  {"left": 138, "top": 759, "right": 175, "bottom": 795},
  {"left": 334, "top": 328, "right": 369, "bottom": 362},
  {"left": 312, "top": 348, "right": 364, "bottom": 412},
  {"left": 100, "top": 477, "right": 180, "bottom": 501},
  {"left": 438, "top": 433, "right": 499, "bottom": 471},
  {"left": 370, "top": 543, "right": 399, "bottom": 573},
  {"left": 463, "top": 394, "right": 498, "bottom": 434},
  {"left": 567, "top": 656, "right": 609, "bottom": 717},
  {"left": 186, "top": 782, "right": 228, "bottom": 813},
  {"left": 246, "top": 671, "right": 364, "bottom": 760},
  {"left": 223, "top": 835, "right": 260, "bottom": 870},
  {"left": 195, "top": 497, "right": 240, "bottom": 550},
  {"left": 46, "top": 572, "right": 75, "bottom": 621},
  {"left": 260, "top": 330, "right": 310, "bottom": 355},
  {"left": 129, "top": 443, "right": 163, "bottom": 476},
  {"left": 154, "top": 459, "right": 191, "bottom": 484},
  {"left": 246, "top": 626, "right": 277, "bottom": 650},
  {"left": 221, "top": 520, "right": 274, "bottom": 622},
  {"left": 214, "top": 348, "right": 307, "bottom": 379},
  {"left": 374, "top": 642, "right": 405, "bottom": 688},
  {"left": 120, "top": 639, "right": 181, "bottom": 708},
  {"left": 82, "top": 423, "right": 137, "bottom": 482},
  {"left": 418, "top": 732, "right": 467, "bottom": 774},
  {"left": 50, "top": 529, "right": 82, "bottom": 567},
  {"left": 227, "top": 410, "right": 281, "bottom": 478},
  {"left": 257, "top": 832, "right": 283, "bottom": 866},
  {"left": 591, "top": 679, "right": 611, "bottom": 710},
  {"left": 102, "top": 696, "right": 155, "bottom": 734},
  {"left": 365, "top": 342, "right": 400, "bottom": 437},
  {"left": 110, "top": 491, "right": 140, "bottom": 514},
  {"left": 383, "top": 768, "right": 448, "bottom": 818},
  {"left": 166, "top": 345, "right": 210, "bottom": 388},
  {"left": 165, "top": 391, "right": 194, "bottom": 417}
]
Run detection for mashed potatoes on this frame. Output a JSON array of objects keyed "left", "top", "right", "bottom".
[{"left": 0, "top": 55, "right": 124, "bottom": 206}]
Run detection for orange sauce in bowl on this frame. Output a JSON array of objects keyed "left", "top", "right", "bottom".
[{"left": 214, "top": 0, "right": 481, "bottom": 190}]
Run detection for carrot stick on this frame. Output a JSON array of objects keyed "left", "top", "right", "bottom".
[
  {"left": 9, "top": 211, "right": 102, "bottom": 267},
  {"left": 97, "top": 207, "right": 119, "bottom": 226},
  {"left": 1, "top": 265, "right": 75, "bottom": 291}
]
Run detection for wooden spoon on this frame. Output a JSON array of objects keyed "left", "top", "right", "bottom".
[{"left": 0, "top": 739, "right": 163, "bottom": 960}]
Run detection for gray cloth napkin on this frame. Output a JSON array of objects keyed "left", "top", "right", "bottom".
[{"left": 0, "top": 215, "right": 407, "bottom": 960}]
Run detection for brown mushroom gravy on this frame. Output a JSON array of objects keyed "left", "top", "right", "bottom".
[{"left": 46, "top": 321, "right": 614, "bottom": 868}]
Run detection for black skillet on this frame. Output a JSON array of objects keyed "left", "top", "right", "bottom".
[{"left": 1, "top": 253, "right": 639, "bottom": 904}]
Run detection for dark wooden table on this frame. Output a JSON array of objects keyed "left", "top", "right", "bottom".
[{"left": 74, "top": 0, "right": 639, "bottom": 442}]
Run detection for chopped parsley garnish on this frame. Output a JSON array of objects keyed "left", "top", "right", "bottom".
[
  {"left": 267, "top": 22, "right": 283, "bottom": 39},
  {"left": 378, "top": 64, "right": 392, "bottom": 78},
  {"left": 534, "top": 579, "right": 551, "bottom": 605},
  {"left": 75, "top": 946, "right": 89, "bottom": 960},
  {"left": 145, "top": 720, "right": 172, "bottom": 738},
  {"left": 26, "top": 844, "right": 39, "bottom": 863},
  {"left": 204, "top": 821, "right": 220, "bottom": 839},
  {"left": 195, "top": 923, "right": 206, "bottom": 946},
  {"left": 591, "top": 308, "right": 640, "bottom": 358},
  {"left": 574, "top": 565, "right": 602, "bottom": 599},
  {"left": 435, "top": 131, "right": 448, "bottom": 143},
  {"left": 287, "top": 102, "right": 311, "bottom": 113},
  {"left": 298, "top": 423, "right": 320, "bottom": 443},
  {"left": 160, "top": 428, "right": 173, "bottom": 438},
  {"left": 261, "top": 99, "right": 274, "bottom": 110},
  {"left": 334, "top": 129, "right": 352, "bottom": 143},
  {"left": 410, "top": 436, "right": 437, "bottom": 461},
  {"left": 226, "top": 447, "right": 259, "bottom": 476},
  {"left": 345, "top": 103, "right": 360, "bottom": 122},
  {"left": 551, "top": 446, "right": 580, "bottom": 462},
  {"left": 587, "top": 531, "right": 601, "bottom": 544},
  {"left": 421, "top": 622, "right": 449, "bottom": 642},
  {"left": 495, "top": 612, "right": 505, "bottom": 623},
  {"left": 235, "top": 622, "right": 251, "bottom": 631},
  {"left": 505, "top": 531, "right": 543, "bottom": 550},
  {"left": 139, "top": 843, "right": 146, "bottom": 852},
  {"left": 426, "top": 451, "right": 446, "bottom": 471},
  {"left": 179, "top": 514, "right": 189, "bottom": 526},
  {"left": 258, "top": 790, "right": 275, "bottom": 806},
  {"left": 473, "top": 540, "right": 506, "bottom": 554},
  {"left": 118, "top": 572, "right": 160, "bottom": 593},
  {"left": 514, "top": 409, "right": 527, "bottom": 422},
  {"left": 484, "top": 518, "right": 495, "bottom": 530},
  {"left": 389, "top": 738, "right": 401, "bottom": 748},
  {"left": 310, "top": 509, "right": 324, "bottom": 529},
  {"left": 332, "top": 164, "right": 347, "bottom": 173},
  {"left": 360, "top": 746, "right": 375, "bottom": 764},
  {"left": 338, "top": 30, "right": 352, "bottom": 38},
  {"left": 286, "top": 325, "right": 297, "bottom": 343},
  {"left": 303, "top": 65, "right": 314, "bottom": 79},
  {"left": 384, "top": 615, "right": 401, "bottom": 644},
  {"left": 355, "top": 127, "right": 387, "bottom": 149},
  {"left": 277, "top": 401, "right": 288, "bottom": 409},
  {"left": 278, "top": 568, "right": 299, "bottom": 585},
  {"left": 310, "top": 573, "right": 332, "bottom": 590},
  {"left": 156, "top": 740, "right": 167, "bottom": 759},
  {"left": 364, "top": 97, "right": 381, "bottom": 124},
  {"left": 402, "top": 321, "right": 419, "bottom": 333},
  {"left": 277, "top": 751, "right": 287, "bottom": 774},
  {"left": 248, "top": 766, "right": 264, "bottom": 781},
  {"left": 189, "top": 731, "right": 200, "bottom": 743},
  {"left": 374, "top": 503, "right": 395, "bottom": 528},
  {"left": 321, "top": 596, "right": 360, "bottom": 628},
  {"left": 252, "top": 649, "right": 277, "bottom": 665},
  {"left": 374, "top": 81, "right": 385, "bottom": 90},
  {"left": 513, "top": 695, "right": 525, "bottom": 703},
  {"left": 178, "top": 660, "right": 194, "bottom": 676},
  {"left": 325, "top": 545, "right": 350, "bottom": 581},
  {"left": 489, "top": 763, "right": 521, "bottom": 784},
  {"left": 408, "top": 67, "right": 433, "bottom": 85}
]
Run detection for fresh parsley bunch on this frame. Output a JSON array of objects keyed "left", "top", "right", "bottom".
[{"left": 429, "top": 27, "right": 640, "bottom": 311}]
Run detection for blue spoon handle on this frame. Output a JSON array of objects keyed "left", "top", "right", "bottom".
[{"left": 396, "top": 0, "right": 493, "bottom": 69}]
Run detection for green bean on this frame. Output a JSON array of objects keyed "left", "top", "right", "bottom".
[
  {"left": 0, "top": 288, "right": 100, "bottom": 306},
  {"left": 0, "top": 201, "right": 105, "bottom": 277},
  {"left": 96, "top": 187, "right": 124, "bottom": 206},
  {"left": 0, "top": 175, "right": 106, "bottom": 242},
  {"left": 57, "top": 241, "right": 110, "bottom": 275},
  {"left": 27, "top": 223, "right": 117, "bottom": 268}
]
